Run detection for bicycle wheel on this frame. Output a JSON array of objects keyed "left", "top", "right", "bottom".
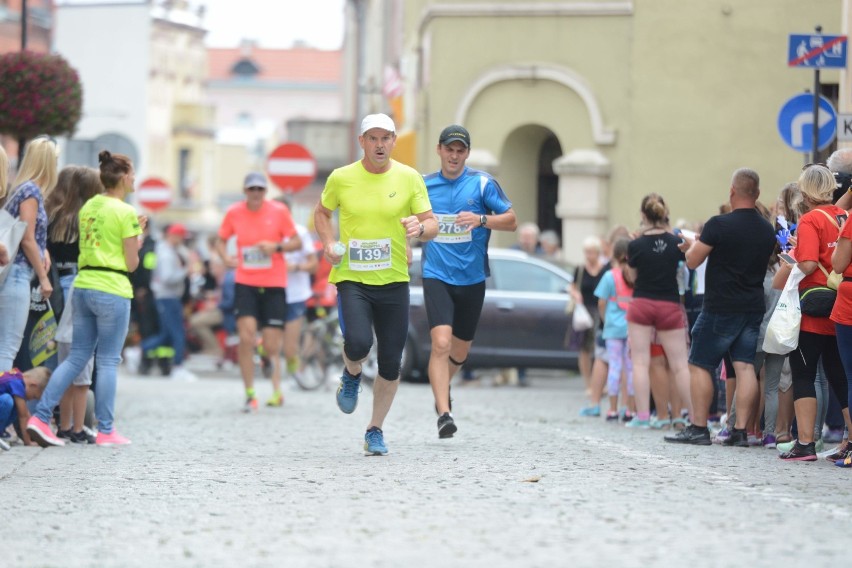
[{"left": 294, "top": 324, "right": 329, "bottom": 390}]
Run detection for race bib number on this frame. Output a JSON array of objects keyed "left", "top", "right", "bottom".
[
  {"left": 242, "top": 246, "right": 272, "bottom": 270},
  {"left": 348, "top": 238, "right": 392, "bottom": 271},
  {"left": 434, "top": 214, "right": 472, "bottom": 244}
]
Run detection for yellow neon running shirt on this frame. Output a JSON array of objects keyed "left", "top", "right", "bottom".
[
  {"left": 74, "top": 195, "right": 142, "bottom": 298},
  {"left": 321, "top": 160, "right": 432, "bottom": 285}
]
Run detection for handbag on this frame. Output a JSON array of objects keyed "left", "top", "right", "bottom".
[
  {"left": 0, "top": 208, "right": 27, "bottom": 285},
  {"left": 763, "top": 265, "right": 806, "bottom": 354},
  {"left": 572, "top": 302, "right": 594, "bottom": 332}
]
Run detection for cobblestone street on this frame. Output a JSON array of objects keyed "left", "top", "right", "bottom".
[{"left": 3, "top": 365, "right": 848, "bottom": 567}]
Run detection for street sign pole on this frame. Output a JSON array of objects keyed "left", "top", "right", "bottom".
[{"left": 813, "top": 25, "right": 822, "bottom": 164}]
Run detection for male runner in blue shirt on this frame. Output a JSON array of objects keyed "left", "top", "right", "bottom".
[{"left": 421, "top": 125, "right": 517, "bottom": 438}]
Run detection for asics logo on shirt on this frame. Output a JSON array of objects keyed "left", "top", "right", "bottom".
[{"left": 388, "top": 192, "right": 397, "bottom": 198}]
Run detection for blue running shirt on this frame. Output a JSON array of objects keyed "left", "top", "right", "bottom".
[{"left": 421, "top": 167, "right": 512, "bottom": 285}]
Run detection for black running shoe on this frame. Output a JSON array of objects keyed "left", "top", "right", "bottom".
[
  {"left": 437, "top": 413, "right": 457, "bottom": 439},
  {"left": 779, "top": 441, "right": 817, "bottom": 461},
  {"left": 70, "top": 430, "right": 96, "bottom": 444},
  {"left": 664, "top": 424, "right": 711, "bottom": 445},
  {"left": 722, "top": 428, "right": 749, "bottom": 447}
]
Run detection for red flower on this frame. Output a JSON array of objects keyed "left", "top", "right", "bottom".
[{"left": 0, "top": 50, "right": 82, "bottom": 140}]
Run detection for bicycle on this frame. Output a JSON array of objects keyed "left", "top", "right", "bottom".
[
  {"left": 293, "top": 307, "right": 344, "bottom": 390},
  {"left": 293, "top": 307, "right": 378, "bottom": 390}
]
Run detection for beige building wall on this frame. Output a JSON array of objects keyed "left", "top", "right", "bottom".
[{"left": 401, "top": 0, "right": 842, "bottom": 258}]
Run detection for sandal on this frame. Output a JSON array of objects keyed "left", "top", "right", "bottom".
[{"left": 776, "top": 434, "right": 793, "bottom": 445}]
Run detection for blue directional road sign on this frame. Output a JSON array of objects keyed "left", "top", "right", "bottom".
[
  {"left": 777, "top": 93, "right": 837, "bottom": 153},
  {"left": 788, "top": 34, "right": 848, "bottom": 68}
]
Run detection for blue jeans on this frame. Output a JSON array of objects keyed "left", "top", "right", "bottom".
[
  {"left": 0, "top": 263, "right": 34, "bottom": 370},
  {"left": 33, "top": 288, "right": 130, "bottom": 434},
  {"left": 0, "top": 393, "right": 15, "bottom": 430},
  {"left": 141, "top": 298, "right": 186, "bottom": 365},
  {"left": 836, "top": 323, "right": 852, "bottom": 417}
]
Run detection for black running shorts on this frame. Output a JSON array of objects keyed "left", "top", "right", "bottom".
[{"left": 422, "top": 278, "right": 486, "bottom": 342}]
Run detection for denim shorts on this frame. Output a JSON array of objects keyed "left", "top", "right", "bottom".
[
  {"left": 285, "top": 300, "right": 307, "bottom": 323},
  {"left": 688, "top": 310, "right": 763, "bottom": 371}
]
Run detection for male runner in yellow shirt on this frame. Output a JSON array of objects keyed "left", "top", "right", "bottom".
[{"left": 314, "top": 113, "right": 438, "bottom": 455}]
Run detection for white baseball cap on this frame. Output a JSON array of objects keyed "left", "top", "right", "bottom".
[{"left": 360, "top": 113, "right": 396, "bottom": 135}]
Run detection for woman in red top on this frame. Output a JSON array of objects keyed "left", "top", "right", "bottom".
[
  {"left": 773, "top": 165, "right": 850, "bottom": 461},
  {"left": 831, "top": 195, "right": 852, "bottom": 465}
]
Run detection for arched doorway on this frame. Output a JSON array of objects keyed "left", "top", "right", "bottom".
[{"left": 537, "top": 133, "right": 563, "bottom": 239}]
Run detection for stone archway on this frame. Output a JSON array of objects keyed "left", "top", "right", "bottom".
[{"left": 454, "top": 63, "right": 616, "bottom": 146}]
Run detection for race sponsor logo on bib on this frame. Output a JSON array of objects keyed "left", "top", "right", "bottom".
[
  {"left": 242, "top": 245, "right": 272, "bottom": 270},
  {"left": 348, "top": 238, "right": 392, "bottom": 271},
  {"left": 434, "top": 214, "right": 472, "bottom": 244}
]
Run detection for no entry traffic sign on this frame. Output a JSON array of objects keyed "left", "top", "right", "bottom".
[
  {"left": 266, "top": 143, "right": 317, "bottom": 193},
  {"left": 137, "top": 177, "right": 172, "bottom": 211}
]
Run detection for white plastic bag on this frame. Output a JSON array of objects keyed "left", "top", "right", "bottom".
[
  {"left": 0, "top": 209, "right": 27, "bottom": 285},
  {"left": 572, "top": 302, "right": 594, "bottom": 332},
  {"left": 763, "top": 265, "right": 805, "bottom": 355}
]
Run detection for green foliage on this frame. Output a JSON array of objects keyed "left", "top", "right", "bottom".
[{"left": 0, "top": 50, "right": 83, "bottom": 140}]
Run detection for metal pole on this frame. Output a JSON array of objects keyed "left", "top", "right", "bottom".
[
  {"left": 18, "top": 0, "right": 28, "bottom": 167},
  {"left": 20, "top": 0, "right": 27, "bottom": 50},
  {"left": 812, "top": 25, "right": 822, "bottom": 164}
]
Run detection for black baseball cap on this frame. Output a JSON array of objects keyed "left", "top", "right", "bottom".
[{"left": 439, "top": 125, "right": 470, "bottom": 148}]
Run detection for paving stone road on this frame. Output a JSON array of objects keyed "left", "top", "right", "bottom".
[{"left": 2, "top": 364, "right": 848, "bottom": 568}]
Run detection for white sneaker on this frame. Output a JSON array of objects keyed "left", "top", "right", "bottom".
[
  {"left": 0, "top": 437, "right": 10, "bottom": 451},
  {"left": 170, "top": 367, "right": 198, "bottom": 382}
]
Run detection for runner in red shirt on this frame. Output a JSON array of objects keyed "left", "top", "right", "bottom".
[{"left": 216, "top": 172, "right": 301, "bottom": 412}]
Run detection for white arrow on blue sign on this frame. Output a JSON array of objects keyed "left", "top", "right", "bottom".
[{"left": 777, "top": 93, "right": 837, "bottom": 153}]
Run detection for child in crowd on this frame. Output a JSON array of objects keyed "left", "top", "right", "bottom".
[
  {"left": 0, "top": 367, "right": 52, "bottom": 449},
  {"left": 594, "top": 238, "right": 635, "bottom": 421}
]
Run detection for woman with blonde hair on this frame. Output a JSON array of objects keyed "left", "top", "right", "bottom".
[
  {"left": 0, "top": 136, "right": 58, "bottom": 371},
  {"left": 773, "top": 165, "right": 852, "bottom": 461},
  {"left": 45, "top": 166, "right": 104, "bottom": 444},
  {"left": 572, "top": 235, "right": 607, "bottom": 405}
]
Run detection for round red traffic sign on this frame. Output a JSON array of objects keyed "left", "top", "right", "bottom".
[
  {"left": 266, "top": 143, "right": 317, "bottom": 192},
  {"left": 137, "top": 177, "right": 172, "bottom": 211}
]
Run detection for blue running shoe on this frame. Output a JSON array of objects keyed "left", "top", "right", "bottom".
[
  {"left": 364, "top": 427, "right": 388, "bottom": 456},
  {"left": 578, "top": 405, "right": 600, "bottom": 417},
  {"left": 336, "top": 369, "right": 361, "bottom": 414}
]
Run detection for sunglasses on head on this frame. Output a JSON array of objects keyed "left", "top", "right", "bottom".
[
  {"left": 802, "top": 162, "right": 827, "bottom": 171},
  {"left": 246, "top": 186, "right": 266, "bottom": 192}
]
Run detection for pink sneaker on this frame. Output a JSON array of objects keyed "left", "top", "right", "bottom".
[
  {"left": 26, "top": 416, "right": 65, "bottom": 447},
  {"left": 96, "top": 431, "right": 132, "bottom": 447}
]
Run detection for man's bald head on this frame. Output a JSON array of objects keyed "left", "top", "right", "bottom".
[{"left": 731, "top": 168, "right": 760, "bottom": 201}]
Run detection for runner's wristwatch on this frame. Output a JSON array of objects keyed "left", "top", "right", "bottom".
[
  {"left": 480, "top": 214, "right": 487, "bottom": 227},
  {"left": 417, "top": 223, "right": 425, "bottom": 237}
]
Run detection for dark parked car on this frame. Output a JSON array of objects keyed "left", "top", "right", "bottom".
[{"left": 395, "top": 247, "right": 579, "bottom": 382}]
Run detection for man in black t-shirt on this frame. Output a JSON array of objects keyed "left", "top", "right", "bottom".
[{"left": 665, "top": 168, "right": 775, "bottom": 446}]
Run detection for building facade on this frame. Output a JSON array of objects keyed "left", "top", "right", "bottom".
[
  {"left": 54, "top": 0, "right": 215, "bottom": 227},
  {"left": 382, "top": 0, "right": 843, "bottom": 259}
]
